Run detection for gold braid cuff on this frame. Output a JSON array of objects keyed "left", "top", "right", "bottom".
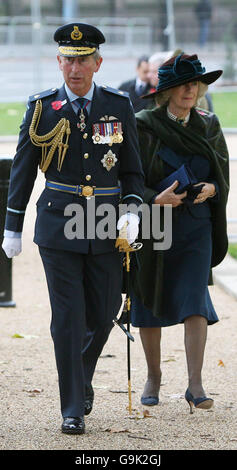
[{"left": 29, "top": 99, "right": 71, "bottom": 173}]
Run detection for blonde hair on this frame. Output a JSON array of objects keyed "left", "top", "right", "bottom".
[{"left": 155, "top": 81, "right": 208, "bottom": 107}]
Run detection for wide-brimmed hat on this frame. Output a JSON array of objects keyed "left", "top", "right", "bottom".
[
  {"left": 143, "top": 53, "right": 222, "bottom": 99},
  {"left": 54, "top": 23, "right": 105, "bottom": 57}
]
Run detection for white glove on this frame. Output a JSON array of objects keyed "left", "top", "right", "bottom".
[
  {"left": 117, "top": 213, "right": 139, "bottom": 245},
  {"left": 2, "top": 236, "right": 22, "bottom": 258}
]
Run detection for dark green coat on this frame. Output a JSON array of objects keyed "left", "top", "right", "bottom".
[{"left": 132, "top": 105, "right": 229, "bottom": 318}]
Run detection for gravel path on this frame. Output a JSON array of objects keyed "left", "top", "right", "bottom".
[{"left": 0, "top": 169, "right": 237, "bottom": 453}]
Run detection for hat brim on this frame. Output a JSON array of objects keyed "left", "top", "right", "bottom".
[{"left": 142, "top": 70, "right": 223, "bottom": 99}]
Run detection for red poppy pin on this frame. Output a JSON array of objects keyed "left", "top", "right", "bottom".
[{"left": 51, "top": 99, "right": 67, "bottom": 110}]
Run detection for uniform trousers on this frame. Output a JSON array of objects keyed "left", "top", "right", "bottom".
[{"left": 39, "top": 246, "right": 122, "bottom": 418}]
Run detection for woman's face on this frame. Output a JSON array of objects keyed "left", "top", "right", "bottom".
[{"left": 168, "top": 81, "right": 199, "bottom": 114}]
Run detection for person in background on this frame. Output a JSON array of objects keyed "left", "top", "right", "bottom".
[
  {"left": 2, "top": 22, "right": 144, "bottom": 435},
  {"left": 130, "top": 53, "right": 229, "bottom": 414},
  {"left": 119, "top": 55, "right": 153, "bottom": 112},
  {"left": 195, "top": 0, "right": 213, "bottom": 47},
  {"left": 148, "top": 51, "right": 172, "bottom": 91}
]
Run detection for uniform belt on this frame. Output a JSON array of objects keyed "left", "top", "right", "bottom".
[{"left": 46, "top": 180, "right": 120, "bottom": 197}]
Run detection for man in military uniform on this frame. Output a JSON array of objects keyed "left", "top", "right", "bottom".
[{"left": 2, "top": 23, "right": 144, "bottom": 434}]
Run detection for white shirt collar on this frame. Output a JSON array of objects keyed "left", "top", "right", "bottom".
[
  {"left": 135, "top": 77, "right": 147, "bottom": 89},
  {"left": 64, "top": 82, "right": 95, "bottom": 102},
  {"left": 167, "top": 106, "right": 190, "bottom": 125}
]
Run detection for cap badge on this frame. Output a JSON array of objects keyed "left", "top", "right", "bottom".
[{"left": 71, "top": 26, "right": 83, "bottom": 41}]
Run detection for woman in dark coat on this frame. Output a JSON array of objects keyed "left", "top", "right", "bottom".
[{"left": 131, "top": 53, "right": 229, "bottom": 413}]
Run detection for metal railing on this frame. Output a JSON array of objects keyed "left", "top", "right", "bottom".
[{"left": 0, "top": 16, "right": 153, "bottom": 56}]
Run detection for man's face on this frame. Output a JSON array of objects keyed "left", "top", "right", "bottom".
[
  {"left": 137, "top": 61, "right": 149, "bottom": 82},
  {"left": 57, "top": 54, "right": 103, "bottom": 95}
]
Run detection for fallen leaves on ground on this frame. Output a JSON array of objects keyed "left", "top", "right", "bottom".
[
  {"left": 11, "top": 333, "right": 38, "bottom": 339},
  {"left": 23, "top": 388, "right": 43, "bottom": 397},
  {"left": 128, "top": 434, "right": 152, "bottom": 441},
  {"left": 162, "top": 356, "right": 177, "bottom": 362},
  {"left": 128, "top": 409, "right": 155, "bottom": 420},
  {"left": 99, "top": 354, "right": 116, "bottom": 358},
  {"left": 104, "top": 426, "right": 130, "bottom": 434},
  {"left": 103, "top": 427, "right": 152, "bottom": 441},
  {"left": 218, "top": 359, "right": 225, "bottom": 367}
]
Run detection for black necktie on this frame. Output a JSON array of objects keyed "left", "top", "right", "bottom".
[{"left": 74, "top": 97, "right": 89, "bottom": 131}]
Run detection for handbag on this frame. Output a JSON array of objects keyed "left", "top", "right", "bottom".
[{"left": 155, "top": 163, "right": 197, "bottom": 194}]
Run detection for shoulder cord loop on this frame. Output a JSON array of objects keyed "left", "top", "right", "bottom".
[{"left": 29, "top": 99, "right": 71, "bottom": 172}]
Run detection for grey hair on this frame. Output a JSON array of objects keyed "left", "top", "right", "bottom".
[
  {"left": 155, "top": 81, "right": 208, "bottom": 107},
  {"left": 93, "top": 49, "right": 102, "bottom": 61},
  {"left": 149, "top": 51, "right": 172, "bottom": 64}
]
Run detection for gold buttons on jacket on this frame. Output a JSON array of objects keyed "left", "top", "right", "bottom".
[
  {"left": 86, "top": 175, "right": 91, "bottom": 181},
  {"left": 83, "top": 133, "right": 88, "bottom": 139},
  {"left": 84, "top": 153, "right": 89, "bottom": 159}
]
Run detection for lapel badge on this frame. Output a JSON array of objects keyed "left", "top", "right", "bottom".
[{"left": 101, "top": 150, "right": 118, "bottom": 171}]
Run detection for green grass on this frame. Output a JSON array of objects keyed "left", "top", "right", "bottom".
[
  {"left": 0, "top": 92, "right": 237, "bottom": 135},
  {"left": 228, "top": 243, "right": 237, "bottom": 260},
  {"left": 211, "top": 92, "right": 237, "bottom": 128},
  {"left": 0, "top": 102, "right": 26, "bottom": 136}
]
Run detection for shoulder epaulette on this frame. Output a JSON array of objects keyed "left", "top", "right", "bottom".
[
  {"left": 29, "top": 88, "right": 58, "bottom": 102},
  {"left": 101, "top": 85, "right": 129, "bottom": 98}
]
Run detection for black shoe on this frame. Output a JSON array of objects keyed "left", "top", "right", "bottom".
[
  {"left": 61, "top": 417, "right": 85, "bottom": 434},
  {"left": 85, "top": 384, "right": 94, "bottom": 416}
]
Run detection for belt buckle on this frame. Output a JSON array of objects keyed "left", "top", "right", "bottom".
[{"left": 80, "top": 185, "right": 95, "bottom": 197}]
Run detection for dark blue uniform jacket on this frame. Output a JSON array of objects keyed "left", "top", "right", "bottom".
[{"left": 5, "top": 84, "right": 144, "bottom": 254}]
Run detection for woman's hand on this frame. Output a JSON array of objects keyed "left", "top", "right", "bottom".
[
  {"left": 193, "top": 182, "right": 216, "bottom": 204},
  {"left": 154, "top": 180, "right": 187, "bottom": 207}
]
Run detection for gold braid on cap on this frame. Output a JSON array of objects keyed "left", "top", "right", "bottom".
[
  {"left": 29, "top": 99, "right": 71, "bottom": 172},
  {"left": 58, "top": 46, "right": 96, "bottom": 56}
]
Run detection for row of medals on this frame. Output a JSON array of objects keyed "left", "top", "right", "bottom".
[{"left": 78, "top": 109, "right": 123, "bottom": 145}]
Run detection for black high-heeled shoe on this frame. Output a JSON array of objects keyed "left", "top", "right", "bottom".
[{"left": 185, "top": 388, "right": 214, "bottom": 414}]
